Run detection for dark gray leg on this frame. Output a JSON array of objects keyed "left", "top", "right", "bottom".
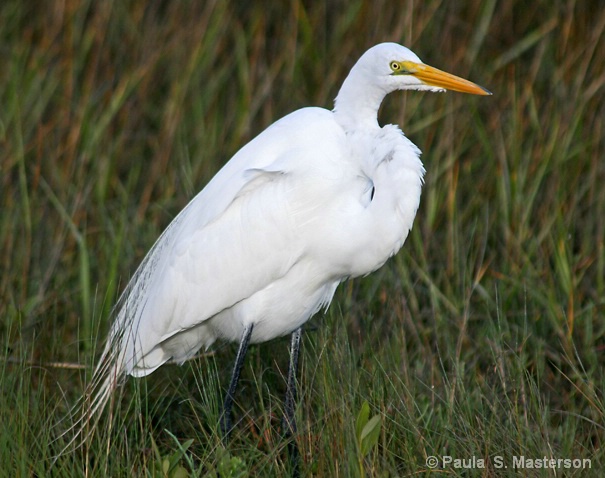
[
  {"left": 283, "top": 327, "right": 302, "bottom": 477},
  {"left": 220, "top": 323, "right": 254, "bottom": 440}
]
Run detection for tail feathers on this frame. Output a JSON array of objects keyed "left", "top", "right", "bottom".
[
  {"left": 52, "top": 333, "right": 129, "bottom": 462},
  {"left": 52, "top": 216, "right": 173, "bottom": 461}
]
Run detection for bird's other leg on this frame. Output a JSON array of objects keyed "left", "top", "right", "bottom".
[
  {"left": 220, "top": 323, "right": 254, "bottom": 442},
  {"left": 283, "top": 327, "right": 302, "bottom": 477}
]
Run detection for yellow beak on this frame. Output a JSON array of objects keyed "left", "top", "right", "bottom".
[{"left": 399, "top": 60, "right": 492, "bottom": 95}]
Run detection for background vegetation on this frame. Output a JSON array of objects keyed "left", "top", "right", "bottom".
[{"left": 1, "top": 0, "right": 604, "bottom": 476}]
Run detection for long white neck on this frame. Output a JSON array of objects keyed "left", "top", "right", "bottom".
[{"left": 333, "top": 65, "right": 387, "bottom": 132}]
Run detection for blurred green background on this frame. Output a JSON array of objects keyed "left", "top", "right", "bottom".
[{"left": 1, "top": 1, "right": 604, "bottom": 476}]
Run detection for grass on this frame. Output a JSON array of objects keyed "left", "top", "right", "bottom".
[{"left": 1, "top": 0, "right": 604, "bottom": 476}]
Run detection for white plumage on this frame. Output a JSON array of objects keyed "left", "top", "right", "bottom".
[{"left": 69, "top": 42, "right": 489, "bottom": 447}]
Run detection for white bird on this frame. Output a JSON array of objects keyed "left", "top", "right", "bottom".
[{"left": 68, "top": 42, "right": 489, "bottom": 470}]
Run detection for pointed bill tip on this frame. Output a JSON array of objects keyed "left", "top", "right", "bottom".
[{"left": 403, "top": 61, "right": 492, "bottom": 96}]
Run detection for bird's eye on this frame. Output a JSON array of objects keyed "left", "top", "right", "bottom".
[{"left": 390, "top": 61, "right": 400, "bottom": 71}]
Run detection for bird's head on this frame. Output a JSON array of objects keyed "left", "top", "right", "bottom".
[
  {"left": 358, "top": 43, "right": 491, "bottom": 95},
  {"left": 334, "top": 42, "right": 490, "bottom": 128}
]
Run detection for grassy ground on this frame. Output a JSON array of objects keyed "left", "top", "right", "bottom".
[{"left": 2, "top": 0, "right": 604, "bottom": 476}]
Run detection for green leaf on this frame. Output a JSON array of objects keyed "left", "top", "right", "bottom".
[
  {"left": 162, "top": 458, "right": 170, "bottom": 475},
  {"left": 360, "top": 414, "right": 382, "bottom": 457},
  {"left": 150, "top": 434, "right": 162, "bottom": 464},
  {"left": 356, "top": 401, "right": 370, "bottom": 441},
  {"left": 172, "top": 465, "right": 190, "bottom": 478},
  {"left": 167, "top": 438, "right": 194, "bottom": 471},
  {"left": 217, "top": 452, "right": 248, "bottom": 478}
]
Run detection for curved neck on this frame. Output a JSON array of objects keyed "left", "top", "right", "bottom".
[{"left": 333, "top": 68, "right": 386, "bottom": 132}]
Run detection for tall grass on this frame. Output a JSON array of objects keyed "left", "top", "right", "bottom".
[{"left": 1, "top": 0, "right": 604, "bottom": 476}]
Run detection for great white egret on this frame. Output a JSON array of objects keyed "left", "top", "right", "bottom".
[{"left": 66, "top": 42, "right": 490, "bottom": 471}]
